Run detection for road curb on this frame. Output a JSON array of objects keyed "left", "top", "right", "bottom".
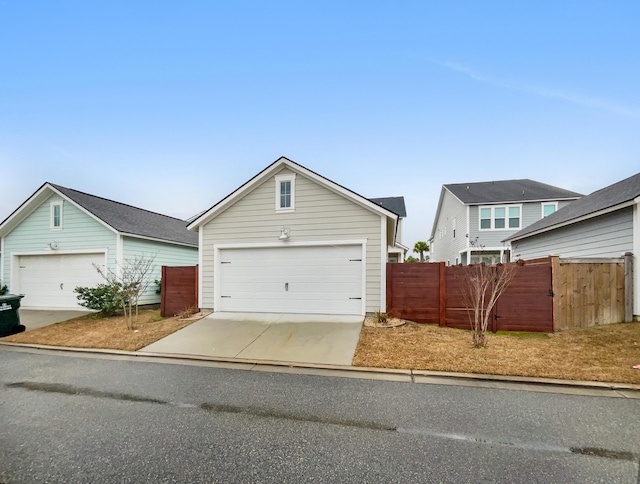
[{"left": 2, "top": 341, "right": 639, "bottom": 392}]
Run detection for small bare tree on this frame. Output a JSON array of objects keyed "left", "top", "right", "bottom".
[
  {"left": 460, "top": 240, "right": 518, "bottom": 347},
  {"left": 94, "top": 254, "right": 156, "bottom": 330},
  {"left": 461, "top": 262, "right": 519, "bottom": 347}
]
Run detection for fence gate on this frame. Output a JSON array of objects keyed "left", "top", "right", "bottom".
[{"left": 493, "top": 263, "right": 553, "bottom": 333}]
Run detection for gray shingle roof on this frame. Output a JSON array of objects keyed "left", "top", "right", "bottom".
[
  {"left": 507, "top": 172, "right": 640, "bottom": 241},
  {"left": 446, "top": 179, "right": 583, "bottom": 204},
  {"left": 369, "top": 197, "right": 407, "bottom": 217},
  {"left": 51, "top": 184, "right": 198, "bottom": 246}
]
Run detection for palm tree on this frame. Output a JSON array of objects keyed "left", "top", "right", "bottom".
[{"left": 413, "top": 241, "right": 429, "bottom": 263}]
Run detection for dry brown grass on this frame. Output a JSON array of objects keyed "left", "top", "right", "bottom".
[
  {"left": 3, "top": 309, "right": 195, "bottom": 352},
  {"left": 4, "top": 309, "right": 639, "bottom": 384},
  {"left": 353, "top": 321, "right": 640, "bottom": 384}
]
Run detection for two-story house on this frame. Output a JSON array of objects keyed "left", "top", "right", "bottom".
[
  {"left": 370, "top": 197, "right": 408, "bottom": 262},
  {"left": 429, "top": 179, "right": 582, "bottom": 265}
]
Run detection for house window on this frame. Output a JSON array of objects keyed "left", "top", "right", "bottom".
[
  {"left": 275, "top": 174, "right": 296, "bottom": 212},
  {"left": 479, "top": 205, "right": 521, "bottom": 230},
  {"left": 542, "top": 202, "right": 557, "bottom": 217},
  {"left": 50, "top": 201, "right": 63, "bottom": 229},
  {"left": 494, "top": 207, "right": 505, "bottom": 228},
  {"left": 480, "top": 208, "right": 491, "bottom": 229},
  {"left": 509, "top": 207, "right": 520, "bottom": 228}
]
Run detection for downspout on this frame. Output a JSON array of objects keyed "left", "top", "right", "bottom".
[
  {"left": 380, "top": 215, "right": 388, "bottom": 312},
  {"left": 198, "top": 228, "right": 203, "bottom": 311},
  {"left": 116, "top": 234, "right": 124, "bottom": 278},
  {"left": 0, "top": 235, "right": 4, "bottom": 289},
  {"left": 634, "top": 197, "right": 640, "bottom": 319}
]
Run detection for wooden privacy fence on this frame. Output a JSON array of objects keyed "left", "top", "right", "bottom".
[
  {"left": 387, "top": 254, "right": 633, "bottom": 332},
  {"left": 160, "top": 265, "right": 198, "bottom": 317},
  {"left": 387, "top": 260, "right": 553, "bottom": 332},
  {"left": 551, "top": 254, "right": 632, "bottom": 330}
]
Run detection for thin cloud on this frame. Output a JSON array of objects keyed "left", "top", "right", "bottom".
[{"left": 433, "top": 60, "right": 640, "bottom": 120}]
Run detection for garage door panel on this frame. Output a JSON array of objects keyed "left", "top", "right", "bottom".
[
  {"left": 18, "top": 254, "right": 105, "bottom": 309},
  {"left": 219, "top": 245, "right": 363, "bottom": 315}
]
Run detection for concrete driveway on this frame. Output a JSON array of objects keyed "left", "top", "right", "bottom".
[
  {"left": 141, "top": 312, "right": 364, "bottom": 365},
  {"left": 19, "top": 309, "right": 92, "bottom": 331}
]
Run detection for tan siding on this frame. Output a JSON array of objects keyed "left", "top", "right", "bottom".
[{"left": 200, "top": 168, "right": 383, "bottom": 312}]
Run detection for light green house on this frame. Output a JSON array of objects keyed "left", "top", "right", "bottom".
[{"left": 0, "top": 183, "right": 198, "bottom": 309}]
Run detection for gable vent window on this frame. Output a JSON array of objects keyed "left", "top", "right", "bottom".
[
  {"left": 50, "top": 201, "right": 63, "bottom": 230},
  {"left": 275, "top": 174, "right": 296, "bottom": 213},
  {"left": 280, "top": 181, "right": 291, "bottom": 208}
]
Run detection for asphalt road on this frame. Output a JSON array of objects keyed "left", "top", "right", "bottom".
[{"left": 1, "top": 347, "right": 639, "bottom": 483}]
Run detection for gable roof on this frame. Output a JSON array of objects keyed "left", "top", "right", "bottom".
[
  {"left": 0, "top": 183, "right": 197, "bottom": 246},
  {"left": 188, "top": 156, "right": 399, "bottom": 230},
  {"left": 369, "top": 197, "right": 406, "bottom": 218},
  {"left": 445, "top": 179, "right": 583, "bottom": 205},
  {"left": 506, "top": 172, "right": 640, "bottom": 242}
]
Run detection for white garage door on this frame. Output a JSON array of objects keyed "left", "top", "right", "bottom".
[
  {"left": 218, "top": 245, "right": 363, "bottom": 315},
  {"left": 17, "top": 253, "right": 106, "bottom": 309}
]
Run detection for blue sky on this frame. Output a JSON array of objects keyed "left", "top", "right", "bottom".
[{"left": 1, "top": 1, "right": 638, "bottom": 251}]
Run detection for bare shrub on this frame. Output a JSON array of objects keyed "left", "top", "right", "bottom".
[
  {"left": 460, "top": 262, "right": 519, "bottom": 348},
  {"left": 176, "top": 305, "right": 198, "bottom": 319}
]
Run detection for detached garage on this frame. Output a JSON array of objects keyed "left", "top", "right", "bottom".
[
  {"left": 217, "top": 244, "right": 364, "bottom": 315},
  {"left": 0, "top": 183, "right": 198, "bottom": 310},
  {"left": 16, "top": 253, "right": 105, "bottom": 308},
  {"left": 188, "top": 157, "right": 403, "bottom": 316}
]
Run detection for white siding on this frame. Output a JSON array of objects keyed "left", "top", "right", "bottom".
[
  {"left": 512, "top": 207, "right": 633, "bottom": 260},
  {"left": 200, "top": 168, "right": 383, "bottom": 313},
  {"left": 122, "top": 237, "right": 198, "bottom": 305},
  {"left": 3, "top": 194, "right": 116, "bottom": 293},
  {"left": 430, "top": 190, "right": 467, "bottom": 263}
]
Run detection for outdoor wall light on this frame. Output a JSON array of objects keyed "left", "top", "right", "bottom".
[
  {"left": 47, "top": 241, "right": 59, "bottom": 250},
  {"left": 279, "top": 227, "right": 289, "bottom": 240}
]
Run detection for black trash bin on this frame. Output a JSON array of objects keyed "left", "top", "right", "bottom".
[{"left": 0, "top": 294, "right": 25, "bottom": 337}]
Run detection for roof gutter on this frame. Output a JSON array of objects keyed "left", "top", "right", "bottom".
[{"left": 118, "top": 232, "right": 198, "bottom": 248}]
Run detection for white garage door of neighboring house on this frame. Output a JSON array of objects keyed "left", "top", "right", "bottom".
[
  {"left": 17, "top": 253, "right": 105, "bottom": 309},
  {"left": 218, "top": 245, "right": 363, "bottom": 315}
]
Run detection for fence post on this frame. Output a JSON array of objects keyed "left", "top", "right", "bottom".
[
  {"left": 439, "top": 262, "right": 446, "bottom": 326},
  {"left": 550, "top": 255, "right": 561, "bottom": 331},
  {"left": 195, "top": 264, "right": 199, "bottom": 311},
  {"left": 624, "top": 252, "right": 633, "bottom": 323},
  {"left": 160, "top": 265, "right": 167, "bottom": 317},
  {"left": 386, "top": 263, "right": 393, "bottom": 317}
]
